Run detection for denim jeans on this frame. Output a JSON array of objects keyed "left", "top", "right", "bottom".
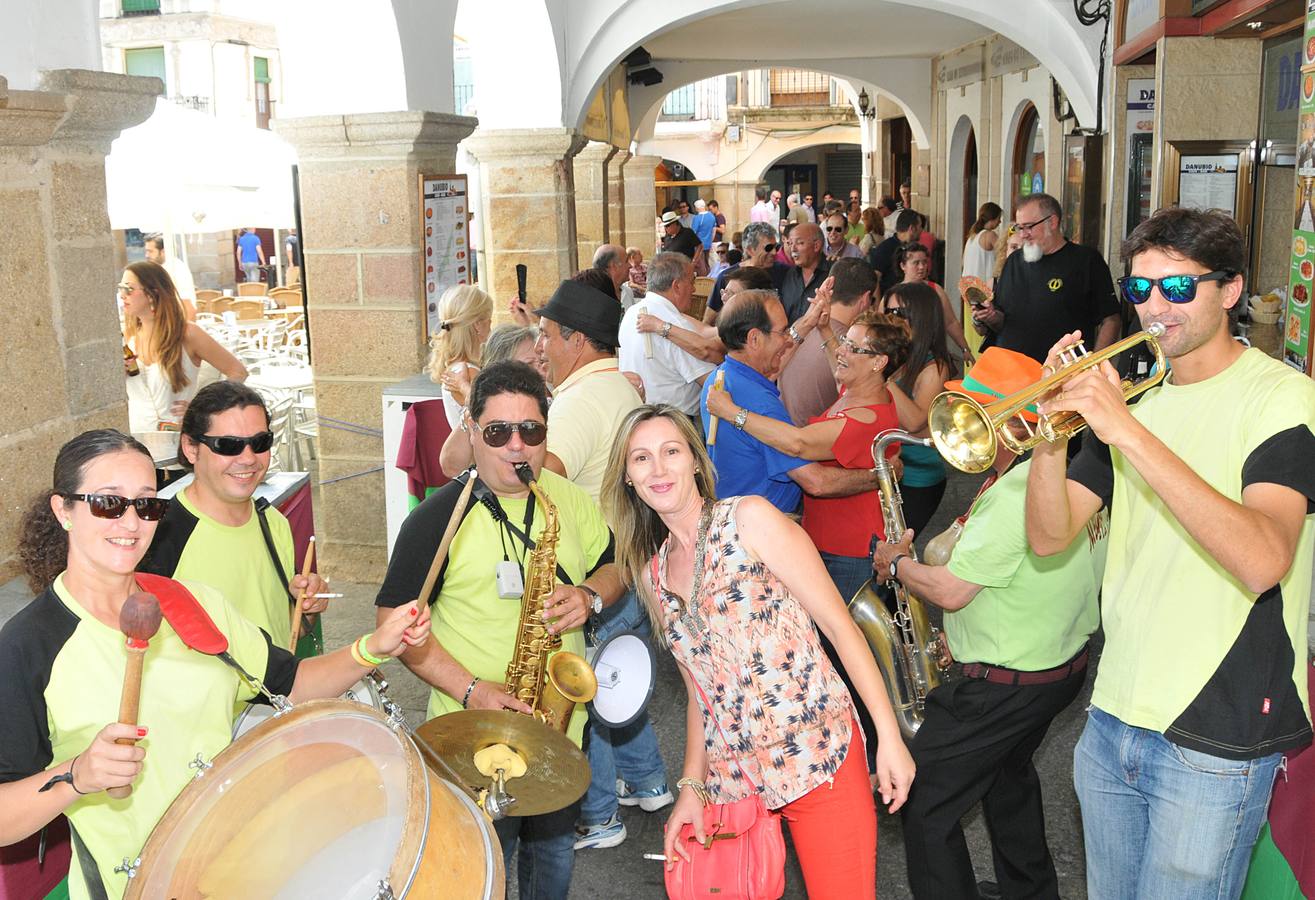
[
  {"left": 492, "top": 800, "right": 579, "bottom": 900},
  {"left": 819, "top": 550, "right": 873, "bottom": 605},
  {"left": 1074, "top": 706, "right": 1281, "bottom": 900},
  {"left": 241, "top": 262, "right": 261, "bottom": 282},
  {"left": 580, "top": 589, "right": 669, "bottom": 826}
]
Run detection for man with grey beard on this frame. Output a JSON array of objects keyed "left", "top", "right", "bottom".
[{"left": 973, "top": 192, "right": 1121, "bottom": 363}]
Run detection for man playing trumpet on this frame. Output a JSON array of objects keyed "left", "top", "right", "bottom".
[
  {"left": 1025, "top": 207, "right": 1315, "bottom": 898},
  {"left": 376, "top": 361, "right": 624, "bottom": 900},
  {"left": 873, "top": 348, "right": 1108, "bottom": 899}
]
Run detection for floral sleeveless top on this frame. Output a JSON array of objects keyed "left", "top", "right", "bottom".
[{"left": 652, "top": 497, "right": 856, "bottom": 808}]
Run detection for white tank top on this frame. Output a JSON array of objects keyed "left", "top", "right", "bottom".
[
  {"left": 961, "top": 231, "right": 996, "bottom": 281},
  {"left": 127, "top": 337, "right": 201, "bottom": 432}
]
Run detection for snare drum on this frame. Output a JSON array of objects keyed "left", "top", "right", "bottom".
[
  {"left": 127, "top": 699, "right": 504, "bottom": 899},
  {"left": 232, "top": 673, "right": 385, "bottom": 739}
]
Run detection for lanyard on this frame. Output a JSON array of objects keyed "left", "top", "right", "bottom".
[{"left": 472, "top": 477, "right": 575, "bottom": 586}]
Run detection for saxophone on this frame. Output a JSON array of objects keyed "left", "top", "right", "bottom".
[
  {"left": 503, "top": 464, "right": 597, "bottom": 733},
  {"left": 848, "top": 430, "right": 951, "bottom": 739}
]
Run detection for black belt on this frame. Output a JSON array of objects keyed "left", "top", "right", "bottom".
[{"left": 961, "top": 645, "right": 1089, "bottom": 687}]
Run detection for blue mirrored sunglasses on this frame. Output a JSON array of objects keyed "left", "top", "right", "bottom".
[{"left": 1117, "top": 271, "right": 1233, "bottom": 305}]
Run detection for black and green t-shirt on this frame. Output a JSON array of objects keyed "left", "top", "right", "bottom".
[
  {"left": 993, "top": 241, "right": 1120, "bottom": 363},
  {"left": 0, "top": 576, "right": 297, "bottom": 899},
  {"left": 1070, "top": 348, "right": 1315, "bottom": 759}
]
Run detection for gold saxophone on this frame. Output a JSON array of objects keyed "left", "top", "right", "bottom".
[
  {"left": 503, "top": 464, "right": 597, "bottom": 733},
  {"left": 847, "top": 431, "right": 951, "bottom": 739}
]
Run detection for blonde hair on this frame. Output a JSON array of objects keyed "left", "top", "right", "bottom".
[
  {"left": 600, "top": 405, "right": 718, "bottom": 641},
  {"left": 124, "top": 261, "right": 189, "bottom": 393},
  {"left": 426, "top": 284, "right": 493, "bottom": 382}
]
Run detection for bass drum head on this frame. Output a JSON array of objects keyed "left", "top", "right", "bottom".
[{"left": 128, "top": 700, "right": 451, "bottom": 899}]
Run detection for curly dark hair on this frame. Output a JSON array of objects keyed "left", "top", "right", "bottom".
[
  {"left": 17, "top": 429, "right": 152, "bottom": 593},
  {"left": 469, "top": 360, "right": 549, "bottom": 423},
  {"left": 1120, "top": 206, "right": 1246, "bottom": 276},
  {"left": 178, "top": 381, "right": 271, "bottom": 471}
]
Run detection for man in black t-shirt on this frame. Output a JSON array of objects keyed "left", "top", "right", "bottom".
[
  {"left": 868, "top": 209, "right": 921, "bottom": 297},
  {"left": 974, "top": 193, "right": 1120, "bottom": 362},
  {"left": 659, "top": 210, "right": 700, "bottom": 260}
]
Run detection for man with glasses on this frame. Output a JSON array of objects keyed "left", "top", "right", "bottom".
[
  {"left": 703, "top": 221, "right": 789, "bottom": 324},
  {"left": 699, "top": 290, "right": 878, "bottom": 513},
  {"left": 780, "top": 222, "right": 831, "bottom": 323},
  {"left": 1025, "top": 206, "right": 1315, "bottom": 898},
  {"left": 823, "top": 212, "right": 864, "bottom": 262},
  {"left": 141, "top": 381, "right": 329, "bottom": 651},
  {"left": 377, "top": 360, "right": 624, "bottom": 899},
  {"left": 973, "top": 193, "right": 1120, "bottom": 363}
]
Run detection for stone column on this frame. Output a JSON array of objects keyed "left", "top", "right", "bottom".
[
  {"left": 0, "top": 70, "right": 158, "bottom": 579},
  {"left": 623, "top": 154, "right": 662, "bottom": 257},
  {"left": 275, "top": 111, "right": 476, "bottom": 581},
  {"left": 608, "top": 150, "right": 629, "bottom": 245},
  {"left": 572, "top": 140, "right": 617, "bottom": 265},
  {"left": 463, "top": 128, "right": 586, "bottom": 316}
]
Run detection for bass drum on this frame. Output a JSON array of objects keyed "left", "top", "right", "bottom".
[
  {"left": 232, "top": 673, "right": 385, "bottom": 740},
  {"left": 126, "top": 699, "right": 504, "bottom": 900}
]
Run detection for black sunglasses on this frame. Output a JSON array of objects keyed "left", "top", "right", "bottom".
[
  {"left": 824, "top": 226, "right": 846, "bottom": 233},
  {"left": 63, "top": 493, "right": 169, "bottom": 521},
  {"left": 194, "top": 432, "right": 275, "bottom": 455},
  {"left": 1117, "top": 271, "right": 1234, "bottom": 305},
  {"left": 883, "top": 305, "right": 908, "bottom": 319},
  {"left": 762, "top": 243, "right": 778, "bottom": 253},
  {"left": 481, "top": 420, "right": 547, "bottom": 447}
]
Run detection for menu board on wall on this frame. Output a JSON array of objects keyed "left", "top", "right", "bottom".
[
  {"left": 1178, "top": 155, "right": 1239, "bottom": 215},
  {"left": 1283, "top": 3, "right": 1315, "bottom": 374},
  {"left": 419, "top": 174, "right": 470, "bottom": 340}
]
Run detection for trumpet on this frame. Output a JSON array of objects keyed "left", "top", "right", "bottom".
[{"left": 927, "top": 323, "right": 1166, "bottom": 474}]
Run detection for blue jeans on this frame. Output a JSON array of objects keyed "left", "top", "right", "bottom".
[
  {"left": 819, "top": 550, "right": 873, "bottom": 604},
  {"left": 1074, "top": 706, "right": 1281, "bottom": 900},
  {"left": 242, "top": 262, "right": 261, "bottom": 282},
  {"left": 492, "top": 800, "right": 579, "bottom": 899},
  {"left": 580, "top": 589, "right": 668, "bottom": 825}
]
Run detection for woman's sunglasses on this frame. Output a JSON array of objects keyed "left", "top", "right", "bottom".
[
  {"left": 63, "top": 493, "right": 169, "bottom": 521},
  {"left": 883, "top": 306, "right": 908, "bottom": 319},
  {"left": 194, "top": 432, "right": 275, "bottom": 455},
  {"left": 838, "top": 337, "right": 882, "bottom": 356},
  {"left": 1117, "top": 271, "right": 1233, "bottom": 305},
  {"left": 481, "top": 421, "right": 547, "bottom": 447}
]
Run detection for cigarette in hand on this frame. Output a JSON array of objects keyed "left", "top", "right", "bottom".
[{"left": 312, "top": 593, "right": 344, "bottom": 599}]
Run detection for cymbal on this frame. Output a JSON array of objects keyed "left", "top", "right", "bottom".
[{"left": 414, "top": 710, "right": 590, "bottom": 817}]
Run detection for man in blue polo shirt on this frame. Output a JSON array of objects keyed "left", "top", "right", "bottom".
[
  {"left": 235, "top": 226, "right": 265, "bottom": 282},
  {"left": 700, "top": 290, "right": 878, "bottom": 512}
]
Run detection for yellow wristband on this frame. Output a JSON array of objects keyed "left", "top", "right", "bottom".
[
  {"left": 356, "top": 634, "right": 387, "bottom": 667},
  {"left": 349, "top": 641, "right": 374, "bottom": 669}
]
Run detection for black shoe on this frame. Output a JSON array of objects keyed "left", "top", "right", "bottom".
[{"left": 977, "top": 881, "right": 1001, "bottom": 900}]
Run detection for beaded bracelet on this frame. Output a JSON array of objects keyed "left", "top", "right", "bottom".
[
  {"left": 461, "top": 677, "right": 480, "bottom": 709},
  {"left": 676, "top": 777, "right": 710, "bottom": 806}
]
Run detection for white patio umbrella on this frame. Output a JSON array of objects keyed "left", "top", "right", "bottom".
[{"left": 106, "top": 99, "right": 297, "bottom": 233}]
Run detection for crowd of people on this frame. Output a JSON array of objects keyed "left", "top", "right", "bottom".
[{"left": 0, "top": 178, "right": 1311, "bottom": 900}]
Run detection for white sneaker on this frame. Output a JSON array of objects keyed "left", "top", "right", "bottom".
[
  {"left": 574, "top": 813, "right": 627, "bottom": 850},
  {"left": 616, "top": 780, "right": 674, "bottom": 812}
]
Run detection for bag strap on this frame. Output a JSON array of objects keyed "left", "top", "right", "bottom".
[
  {"left": 472, "top": 478, "right": 573, "bottom": 586},
  {"left": 68, "top": 822, "right": 110, "bottom": 900},
  {"left": 254, "top": 498, "right": 296, "bottom": 606}
]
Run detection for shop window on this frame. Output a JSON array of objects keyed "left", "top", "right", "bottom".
[
  {"left": 1012, "top": 103, "right": 1045, "bottom": 200},
  {"left": 124, "top": 47, "right": 166, "bottom": 90},
  {"left": 254, "top": 56, "right": 273, "bottom": 129}
]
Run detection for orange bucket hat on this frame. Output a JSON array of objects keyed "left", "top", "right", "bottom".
[{"left": 944, "top": 347, "right": 1044, "bottom": 423}]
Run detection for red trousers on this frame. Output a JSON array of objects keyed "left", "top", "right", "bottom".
[{"left": 778, "top": 723, "right": 877, "bottom": 898}]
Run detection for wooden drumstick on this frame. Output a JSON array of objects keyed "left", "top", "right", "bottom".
[
  {"left": 107, "top": 591, "right": 162, "bottom": 800},
  {"left": 707, "top": 369, "right": 726, "bottom": 446},
  {"left": 288, "top": 535, "right": 315, "bottom": 652},
  {"left": 416, "top": 473, "right": 477, "bottom": 607}
]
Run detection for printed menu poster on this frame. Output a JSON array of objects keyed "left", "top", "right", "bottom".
[
  {"left": 421, "top": 175, "right": 469, "bottom": 338},
  {"left": 1178, "top": 155, "right": 1238, "bottom": 216},
  {"left": 1284, "top": 2, "right": 1315, "bottom": 373}
]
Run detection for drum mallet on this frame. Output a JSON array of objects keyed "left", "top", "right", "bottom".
[
  {"left": 107, "top": 591, "right": 162, "bottom": 800},
  {"left": 288, "top": 535, "right": 315, "bottom": 652},
  {"left": 706, "top": 369, "right": 725, "bottom": 446}
]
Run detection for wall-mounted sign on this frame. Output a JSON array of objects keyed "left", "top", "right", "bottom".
[
  {"left": 1178, "top": 154, "right": 1239, "bottom": 214},
  {"left": 988, "top": 38, "right": 1038, "bottom": 77},
  {"left": 418, "top": 173, "right": 470, "bottom": 340},
  {"left": 936, "top": 44, "right": 985, "bottom": 90},
  {"left": 1282, "top": 1, "right": 1315, "bottom": 373}
]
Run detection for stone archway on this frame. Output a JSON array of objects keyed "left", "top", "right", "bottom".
[{"left": 945, "top": 114, "right": 977, "bottom": 306}]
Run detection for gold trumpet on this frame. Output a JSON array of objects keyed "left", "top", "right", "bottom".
[{"left": 928, "top": 323, "right": 1166, "bottom": 474}]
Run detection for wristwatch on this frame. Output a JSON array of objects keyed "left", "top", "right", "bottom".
[
  {"left": 581, "top": 585, "right": 603, "bottom": 615},
  {"left": 660, "top": 322, "right": 673, "bottom": 339},
  {"left": 733, "top": 407, "right": 749, "bottom": 430},
  {"left": 787, "top": 324, "right": 804, "bottom": 345},
  {"left": 889, "top": 553, "right": 908, "bottom": 581}
]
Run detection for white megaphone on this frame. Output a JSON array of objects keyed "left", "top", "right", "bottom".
[{"left": 586, "top": 630, "right": 656, "bottom": 728}]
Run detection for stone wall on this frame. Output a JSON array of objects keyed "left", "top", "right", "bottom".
[{"left": 0, "top": 70, "right": 158, "bottom": 581}]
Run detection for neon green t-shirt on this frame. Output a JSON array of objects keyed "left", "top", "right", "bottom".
[
  {"left": 377, "top": 470, "right": 615, "bottom": 746},
  {"left": 142, "top": 488, "right": 297, "bottom": 648},
  {"left": 0, "top": 576, "right": 295, "bottom": 900},
  {"left": 1070, "top": 348, "right": 1315, "bottom": 758},
  {"left": 946, "top": 460, "right": 1106, "bottom": 670}
]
